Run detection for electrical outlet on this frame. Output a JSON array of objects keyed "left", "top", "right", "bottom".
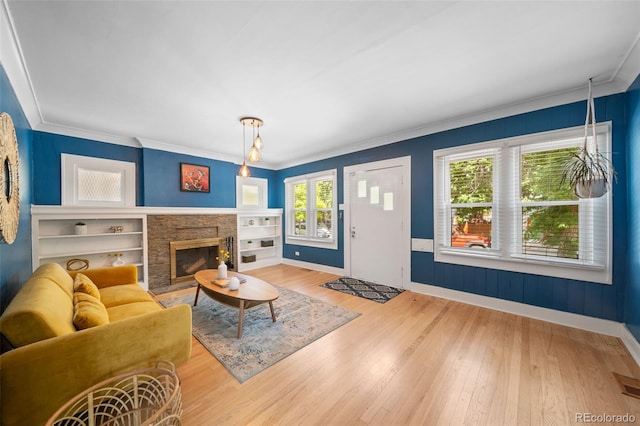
[{"left": 295, "top": 251, "right": 300, "bottom": 256}]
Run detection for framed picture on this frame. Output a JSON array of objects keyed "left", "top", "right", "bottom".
[{"left": 180, "top": 163, "right": 210, "bottom": 192}]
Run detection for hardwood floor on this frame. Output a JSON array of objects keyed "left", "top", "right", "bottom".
[{"left": 155, "top": 264, "right": 640, "bottom": 425}]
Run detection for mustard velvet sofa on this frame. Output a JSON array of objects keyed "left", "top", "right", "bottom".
[{"left": 0, "top": 263, "right": 192, "bottom": 426}]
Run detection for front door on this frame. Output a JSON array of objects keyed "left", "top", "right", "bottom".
[{"left": 349, "top": 165, "right": 404, "bottom": 288}]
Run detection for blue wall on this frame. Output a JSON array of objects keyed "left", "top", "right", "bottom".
[
  {"left": 31, "top": 135, "right": 277, "bottom": 208},
  {"left": 0, "top": 64, "right": 33, "bottom": 311},
  {"left": 7, "top": 58, "right": 638, "bottom": 326},
  {"left": 625, "top": 74, "right": 640, "bottom": 340},
  {"left": 142, "top": 148, "right": 277, "bottom": 208},
  {"left": 32, "top": 132, "right": 143, "bottom": 205},
  {"left": 278, "top": 93, "right": 630, "bottom": 322}
]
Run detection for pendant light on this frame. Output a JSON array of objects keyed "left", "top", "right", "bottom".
[
  {"left": 247, "top": 121, "right": 261, "bottom": 163},
  {"left": 254, "top": 125, "right": 263, "bottom": 150},
  {"left": 238, "top": 117, "right": 265, "bottom": 176},
  {"left": 239, "top": 161, "right": 250, "bottom": 177}
]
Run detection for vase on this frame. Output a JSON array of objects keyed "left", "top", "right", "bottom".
[
  {"left": 218, "top": 261, "right": 228, "bottom": 279},
  {"left": 75, "top": 225, "right": 87, "bottom": 235},
  {"left": 228, "top": 276, "right": 240, "bottom": 291},
  {"left": 112, "top": 257, "right": 125, "bottom": 267}
]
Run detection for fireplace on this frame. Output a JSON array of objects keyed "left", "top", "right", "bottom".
[{"left": 170, "top": 238, "right": 222, "bottom": 285}]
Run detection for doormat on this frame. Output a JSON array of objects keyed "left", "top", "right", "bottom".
[
  {"left": 159, "top": 287, "right": 360, "bottom": 383},
  {"left": 321, "top": 277, "right": 404, "bottom": 303}
]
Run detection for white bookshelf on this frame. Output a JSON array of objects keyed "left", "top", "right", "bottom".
[
  {"left": 236, "top": 210, "right": 283, "bottom": 272},
  {"left": 31, "top": 206, "right": 149, "bottom": 289}
]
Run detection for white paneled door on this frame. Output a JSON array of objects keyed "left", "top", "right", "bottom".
[{"left": 349, "top": 165, "right": 404, "bottom": 289}]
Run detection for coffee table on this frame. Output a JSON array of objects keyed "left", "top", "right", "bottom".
[{"left": 193, "top": 270, "right": 279, "bottom": 338}]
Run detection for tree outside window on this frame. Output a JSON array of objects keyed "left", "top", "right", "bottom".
[
  {"left": 434, "top": 123, "right": 612, "bottom": 284},
  {"left": 285, "top": 170, "right": 337, "bottom": 249}
]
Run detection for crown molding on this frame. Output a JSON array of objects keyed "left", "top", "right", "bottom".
[
  {"left": 136, "top": 137, "right": 281, "bottom": 168},
  {"left": 611, "top": 30, "right": 640, "bottom": 92},
  {"left": 3, "top": 0, "right": 638, "bottom": 172},
  {"left": 270, "top": 78, "right": 629, "bottom": 169},
  {"left": 1, "top": 0, "right": 41, "bottom": 128}
]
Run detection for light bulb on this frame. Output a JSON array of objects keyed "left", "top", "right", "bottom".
[
  {"left": 254, "top": 134, "right": 263, "bottom": 150},
  {"left": 247, "top": 145, "right": 261, "bottom": 162},
  {"left": 239, "top": 161, "right": 250, "bottom": 177}
]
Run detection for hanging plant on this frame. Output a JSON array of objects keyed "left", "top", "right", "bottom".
[{"left": 561, "top": 79, "right": 616, "bottom": 198}]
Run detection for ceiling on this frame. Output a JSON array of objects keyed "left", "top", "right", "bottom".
[{"left": 3, "top": 1, "right": 640, "bottom": 169}]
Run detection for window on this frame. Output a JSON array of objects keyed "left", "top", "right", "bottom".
[
  {"left": 434, "top": 123, "right": 612, "bottom": 284},
  {"left": 62, "top": 154, "right": 136, "bottom": 206},
  {"left": 285, "top": 169, "right": 337, "bottom": 249},
  {"left": 236, "top": 176, "right": 268, "bottom": 209}
]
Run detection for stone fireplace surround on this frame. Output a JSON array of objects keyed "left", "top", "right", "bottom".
[{"left": 147, "top": 214, "right": 237, "bottom": 291}]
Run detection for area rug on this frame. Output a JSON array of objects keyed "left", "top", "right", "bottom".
[
  {"left": 149, "top": 280, "right": 196, "bottom": 295},
  {"left": 321, "top": 277, "right": 404, "bottom": 303},
  {"left": 160, "top": 287, "right": 360, "bottom": 383}
]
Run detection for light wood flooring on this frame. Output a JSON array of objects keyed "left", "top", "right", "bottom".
[{"left": 154, "top": 264, "right": 640, "bottom": 425}]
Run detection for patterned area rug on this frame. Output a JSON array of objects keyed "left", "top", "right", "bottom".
[
  {"left": 321, "top": 277, "right": 404, "bottom": 303},
  {"left": 160, "top": 287, "right": 360, "bottom": 383}
]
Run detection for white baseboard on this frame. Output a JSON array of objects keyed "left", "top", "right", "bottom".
[
  {"left": 281, "top": 258, "right": 344, "bottom": 276},
  {"left": 621, "top": 325, "right": 640, "bottom": 367},
  {"left": 411, "top": 281, "right": 630, "bottom": 340}
]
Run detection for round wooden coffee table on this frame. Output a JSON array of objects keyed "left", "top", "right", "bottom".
[{"left": 193, "top": 270, "right": 279, "bottom": 338}]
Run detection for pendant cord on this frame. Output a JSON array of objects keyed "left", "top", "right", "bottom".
[{"left": 583, "top": 78, "right": 598, "bottom": 154}]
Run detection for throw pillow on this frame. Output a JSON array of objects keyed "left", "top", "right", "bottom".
[
  {"left": 73, "top": 273, "right": 101, "bottom": 300},
  {"left": 73, "top": 292, "right": 109, "bottom": 330}
]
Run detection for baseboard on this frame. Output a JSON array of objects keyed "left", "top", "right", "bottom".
[
  {"left": 281, "top": 258, "right": 344, "bottom": 276},
  {"left": 411, "top": 281, "right": 625, "bottom": 338},
  {"left": 621, "top": 325, "right": 640, "bottom": 367}
]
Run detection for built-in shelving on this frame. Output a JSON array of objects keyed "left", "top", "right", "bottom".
[
  {"left": 31, "top": 207, "right": 149, "bottom": 289},
  {"left": 236, "top": 210, "right": 283, "bottom": 272}
]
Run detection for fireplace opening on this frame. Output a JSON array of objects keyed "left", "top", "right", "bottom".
[{"left": 170, "top": 238, "right": 222, "bottom": 285}]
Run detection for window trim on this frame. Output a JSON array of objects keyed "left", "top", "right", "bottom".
[
  {"left": 61, "top": 154, "right": 136, "bottom": 207},
  {"left": 433, "top": 123, "right": 613, "bottom": 284},
  {"left": 284, "top": 169, "right": 338, "bottom": 249},
  {"left": 235, "top": 176, "right": 268, "bottom": 209}
]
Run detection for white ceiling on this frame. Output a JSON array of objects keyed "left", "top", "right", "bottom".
[{"left": 3, "top": 1, "right": 640, "bottom": 169}]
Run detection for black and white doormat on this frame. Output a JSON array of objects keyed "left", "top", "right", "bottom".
[{"left": 321, "top": 277, "right": 404, "bottom": 303}]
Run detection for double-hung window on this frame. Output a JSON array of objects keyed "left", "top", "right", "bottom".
[
  {"left": 434, "top": 123, "right": 612, "bottom": 284},
  {"left": 285, "top": 169, "right": 337, "bottom": 249}
]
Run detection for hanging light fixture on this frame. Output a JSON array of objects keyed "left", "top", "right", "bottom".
[
  {"left": 254, "top": 124, "right": 263, "bottom": 150},
  {"left": 238, "top": 117, "right": 264, "bottom": 176},
  {"left": 247, "top": 121, "right": 261, "bottom": 163}
]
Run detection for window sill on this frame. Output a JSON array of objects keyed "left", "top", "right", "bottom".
[
  {"left": 285, "top": 235, "right": 337, "bottom": 250},
  {"left": 435, "top": 248, "right": 611, "bottom": 284}
]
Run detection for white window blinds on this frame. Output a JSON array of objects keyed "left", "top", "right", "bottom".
[{"left": 434, "top": 123, "right": 612, "bottom": 284}]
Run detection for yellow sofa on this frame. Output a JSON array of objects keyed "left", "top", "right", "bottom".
[{"left": 0, "top": 263, "right": 192, "bottom": 426}]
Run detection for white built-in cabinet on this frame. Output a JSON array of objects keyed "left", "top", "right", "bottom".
[
  {"left": 236, "top": 210, "right": 283, "bottom": 272},
  {"left": 31, "top": 206, "right": 149, "bottom": 289}
]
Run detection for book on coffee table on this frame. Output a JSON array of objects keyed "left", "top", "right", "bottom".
[
  {"left": 211, "top": 277, "right": 247, "bottom": 287},
  {"left": 212, "top": 279, "right": 229, "bottom": 287}
]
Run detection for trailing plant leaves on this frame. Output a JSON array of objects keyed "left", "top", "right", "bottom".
[{"left": 560, "top": 149, "right": 616, "bottom": 192}]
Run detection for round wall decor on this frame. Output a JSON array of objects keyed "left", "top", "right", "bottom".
[{"left": 0, "top": 112, "right": 20, "bottom": 244}]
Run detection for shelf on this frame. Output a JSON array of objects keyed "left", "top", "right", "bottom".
[
  {"left": 240, "top": 245, "right": 278, "bottom": 253},
  {"left": 39, "top": 246, "right": 144, "bottom": 260},
  {"left": 39, "top": 231, "right": 143, "bottom": 239},
  {"left": 239, "top": 234, "right": 278, "bottom": 241},
  {"left": 32, "top": 211, "right": 148, "bottom": 290},
  {"left": 237, "top": 211, "right": 282, "bottom": 272}
]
